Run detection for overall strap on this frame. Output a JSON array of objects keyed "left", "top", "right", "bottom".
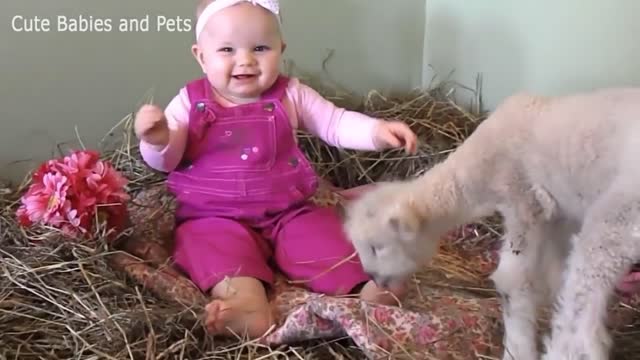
[
  {"left": 181, "top": 77, "right": 214, "bottom": 166},
  {"left": 261, "top": 75, "right": 290, "bottom": 101},
  {"left": 185, "top": 77, "right": 211, "bottom": 103}
]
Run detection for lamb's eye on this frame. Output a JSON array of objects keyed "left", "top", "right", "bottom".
[{"left": 370, "top": 245, "right": 380, "bottom": 255}]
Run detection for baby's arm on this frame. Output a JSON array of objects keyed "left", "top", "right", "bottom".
[
  {"left": 138, "top": 88, "right": 191, "bottom": 172},
  {"left": 287, "top": 79, "right": 381, "bottom": 151}
]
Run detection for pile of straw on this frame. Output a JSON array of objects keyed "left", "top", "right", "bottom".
[
  {"left": 1, "top": 66, "right": 638, "bottom": 359},
  {"left": 289, "top": 57, "right": 486, "bottom": 189}
]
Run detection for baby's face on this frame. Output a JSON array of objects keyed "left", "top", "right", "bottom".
[{"left": 193, "top": 3, "right": 284, "bottom": 103}]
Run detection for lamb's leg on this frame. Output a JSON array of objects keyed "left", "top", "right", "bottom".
[
  {"left": 537, "top": 217, "right": 576, "bottom": 308},
  {"left": 491, "top": 213, "right": 559, "bottom": 360},
  {"left": 490, "top": 184, "right": 564, "bottom": 360},
  {"left": 542, "top": 190, "right": 640, "bottom": 360}
]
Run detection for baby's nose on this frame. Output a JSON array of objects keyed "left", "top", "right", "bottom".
[
  {"left": 237, "top": 52, "right": 256, "bottom": 66},
  {"left": 239, "top": 58, "right": 255, "bottom": 66}
]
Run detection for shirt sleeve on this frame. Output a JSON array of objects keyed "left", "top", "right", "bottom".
[
  {"left": 286, "top": 79, "right": 381, "bottom": 151},
  {"left": 138, "top": 87, "right": 190, "bottom": 172}
]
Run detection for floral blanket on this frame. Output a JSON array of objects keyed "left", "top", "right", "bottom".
[
  {"left": 113, "top": 182, "right": 503, "bottom": 359},
  {"left": 112, "top": 183, "right": 638, "bottom": 359}
]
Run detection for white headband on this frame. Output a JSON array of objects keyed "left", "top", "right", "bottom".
[{"left": 195, "top": 0, "right": 281, "bottom": 41}]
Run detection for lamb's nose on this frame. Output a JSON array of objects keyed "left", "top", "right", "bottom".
[
  {"left": 375, "top": 276, "right": 392, "bottom": 289},
  {"left": 366, "top": 271, "right": 391, "bottom": 288},
  {"left": 365, "top": 270, "right": 378, "bottom": 282}
]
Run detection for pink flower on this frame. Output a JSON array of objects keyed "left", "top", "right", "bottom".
[
  {"left": 293, "top": 310, "right": 310, "bottom": 325},
  {"left": 316, "top": 317, "right": 334, "bottom": 331},
  {"left": 339, "top": 317, "right": 352, "bottom": 328},
  {"left": 17, "top": 172, "right": 70, "bottom": 226},
  {"left": 416, "top": 324, "right": 438, "bottom": 344},
  {"left": 462, "top": 314, "right": 479, "bottom": 327},
  {"left": 392, "top": 330, "right": 407, "bottom": 343},
  {"left": 16, "top": 149, "right": 130, "bottom": 242},
  {"left": 374, "top": 336, "right": 391, "bottom": 351},
  {"left": 372, "top": 307, "right": 393, "bottom": 325}
]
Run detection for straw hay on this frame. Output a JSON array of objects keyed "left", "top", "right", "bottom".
[{"left": 1, "top": 66, "right": 638, "bottom": 359}]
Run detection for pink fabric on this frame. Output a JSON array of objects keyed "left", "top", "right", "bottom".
[
  {"left": 140, "top": 76, "right": 381, "bottom": 173},
  {"left": 174, "top": 216, "right": 274, "bottom": 291},
  {"left": 168, "top": 76, "right": 370, "bottom": 294},
  {"left": 618, "top": 267, "right": 640, "bottom": 295},
  {"left": 174, "top": 204, "right": 370, "bottom": 294},
  {"left": 269, "top": 205, "right": 369, "bottom": 295},
  {"left": 167, "top": 76, "right": 320, "bottom": 220}
]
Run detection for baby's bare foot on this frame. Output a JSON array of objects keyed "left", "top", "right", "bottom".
[
  {"left": 360, "top": 279, "right": 407, "bottom": 306},
  {"left": 203, "top": 299, "right": 276, "bottom": 338}
]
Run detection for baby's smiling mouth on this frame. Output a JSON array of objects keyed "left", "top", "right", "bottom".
[{"left": 232, "top": 74, "right": 257, "bottom": 80}]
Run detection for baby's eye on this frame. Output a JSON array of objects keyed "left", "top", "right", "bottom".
[
  {"left": 254, "top": 45, "right": 270, "bottom": 52},
  {"left": 217, "top": 47, "right": 233, "bottom": 53}
]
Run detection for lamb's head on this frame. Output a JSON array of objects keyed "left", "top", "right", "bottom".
[{"left": 343, "top": 181, "right": 442, "bottom": 288}]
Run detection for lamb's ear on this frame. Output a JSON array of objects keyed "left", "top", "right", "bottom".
[{"left": 387, "top": 198, "right": 425, "bottom": 242}]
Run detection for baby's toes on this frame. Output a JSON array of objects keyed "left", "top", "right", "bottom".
[{"left": 204, "top": 300, "right": 233, "bottom": 334}]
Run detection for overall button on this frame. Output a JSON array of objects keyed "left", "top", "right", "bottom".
[
  {"left": 263, "top": 102, "right": 275, "bottom": 112},
  {"left": 196, "top": 102, "right": 206, "bottom": 112},
  {"left": 288, "top": 157, "right": 298, "bottom": 167}
]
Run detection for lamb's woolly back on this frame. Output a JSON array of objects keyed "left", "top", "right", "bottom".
[{"left": 436, "top": 87, "right": 640, "bottom": 221}]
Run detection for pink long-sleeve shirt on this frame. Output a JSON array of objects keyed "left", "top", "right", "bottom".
[{"left": 139, "top": 77, "right": 382, "bottom": 172}]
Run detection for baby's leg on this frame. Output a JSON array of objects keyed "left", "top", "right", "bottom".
[
  {"left": 272, "top": 204, "right": 406, "bottom": 305},
  {"left": 173, "top": 217, "right": 276, "bottom": 338}
]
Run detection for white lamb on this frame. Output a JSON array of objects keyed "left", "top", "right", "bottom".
[{"left": 343, "top": 87, "right": 640, "bottom": 360}]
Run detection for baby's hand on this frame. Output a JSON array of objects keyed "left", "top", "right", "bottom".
[
  {"left": 134, "top": 104, "right": 169, "bottom": 147},
  {"left": 373, "top": 120, "right": 418, "bottom": 154}
]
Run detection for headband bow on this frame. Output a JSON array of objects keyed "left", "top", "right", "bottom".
[{"left": 195, "top": 0, "right": 281, "bottom": 41}]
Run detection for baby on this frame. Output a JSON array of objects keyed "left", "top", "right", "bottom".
[{"left": 134, "top": 0, "right": 417, "bottom": 339}]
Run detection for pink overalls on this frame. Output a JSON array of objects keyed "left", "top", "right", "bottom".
[{"left": 166, "top": 75, "right": 370, "bottom": 295}]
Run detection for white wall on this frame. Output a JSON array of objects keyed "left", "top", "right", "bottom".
[
  {"left": 423, "top": 0, "right": 640, "bottom": 111},
  {"left": 0, "top": 0, "right": 425, "bottom": 183},
  {"left": 5, "top": 0, "right": 640, "bottom": 184}
]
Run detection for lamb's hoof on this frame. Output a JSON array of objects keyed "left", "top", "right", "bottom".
[
  {"left": 501, "top": 351, "right": 537, "bottom": 360},
  {"left": 542, "top": 332, "right": 610, "bottom": 360},
  {"left": 541, "top": 351, "right": 592, "bottom": 360},
  {"left": 500, "top": 343, "right": 538, "bottom": 360}
]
